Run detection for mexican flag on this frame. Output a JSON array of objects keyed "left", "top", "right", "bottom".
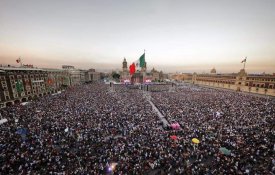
[
  {"left": 134, "top": 53, "right": 145, "bottom": 69},
  {"left": 129, "top": 53, "right": 146, "bottom": 74}
]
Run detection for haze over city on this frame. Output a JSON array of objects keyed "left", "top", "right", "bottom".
[{"left": 1, "top": 0, "right": 275, "bottom": 73}]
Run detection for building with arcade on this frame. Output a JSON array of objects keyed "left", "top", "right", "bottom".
[
  {"left": 191, "top": 68, "right": 275, "bottom": 96},
  {"left": 0, "top": 65, "right": 101, "bottom": 108}
]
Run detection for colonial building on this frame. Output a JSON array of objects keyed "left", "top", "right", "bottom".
[
  {"left": 0, "top": 66, "right": 70, "bottom": 107},
  {"left": 151, "top": 68, "right": 159, "bottom": 81},
  {"left": 171, "top": 73, "right": 193, "bottom": 82},
  {"left": 120, "top": 58, "right": 167, "bottom": 84},
  {"left": 150, "top": 68, "right": 168, "bottom": 81},
  {"left": 43, "top": 68, "right": 71, "bottom": 90},
  {"left": 0, "top": 64, "right": 101, "bottom": 107},
  {"left": 62, "top": 65, "right": 84, "bottom": 85},
  {"left": 192, "top": 68, "right": 275, "bottom": 96},
  {"left": 85, "top": 68, "right": 100, "bottom": 82},
  {"left": 120, "top": 58, "right": 131, "bottom": 83}
]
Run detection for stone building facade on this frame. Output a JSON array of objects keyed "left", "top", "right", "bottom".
[
  {"left": 0, "top": 65, "right": 101, "bottom": 107},
  {"left": 85, "top": 69, "right": 100, "bottom": 82},
  {"left": 120, "top": 58, "right": 167, "bottom": 83},
  {"left": 0, "top": 67, "right": 70, "bottom": 108},
  {"left": 192, "top": 69, "right": 275, "bottom": 96},
  {"left": 120, "top": 58, "right": 131, "bottom": 83}
]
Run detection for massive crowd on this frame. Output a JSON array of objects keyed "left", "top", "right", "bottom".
[
  {"left": 151, "top": 84, "right": 275, "bottom": 174},
  {"left": 0, "top": 83, "right": 274, "bottom": 174}
]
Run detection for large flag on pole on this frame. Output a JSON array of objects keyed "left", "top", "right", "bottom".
[
  {"left": 135, "top": 53, "right": 145, "bottom": 69},
  {"left": 16, "top": 57, "right": 21, "bottom": 63},
  {"left": 241, "top": 57, "right": 247, "bottom": 63},
  {"left": 129, "top": 53, "right": 146, "bottom": 74}
]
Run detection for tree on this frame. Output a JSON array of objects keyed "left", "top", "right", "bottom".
[{"left": 112, "top": 72, "right": 120, "bottom": 80}]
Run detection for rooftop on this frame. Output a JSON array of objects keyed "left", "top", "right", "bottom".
[{"left": 0, "top": 67, "right": 43, "bottom": 71}]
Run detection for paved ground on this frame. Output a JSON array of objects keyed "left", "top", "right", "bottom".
[{"left": 148, "top": 100, "right": 170, "bottom": 127}]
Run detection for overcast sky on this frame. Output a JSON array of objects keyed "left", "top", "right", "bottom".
[{"left": 0, "top": 0, "right": 275, "bottom": 73}]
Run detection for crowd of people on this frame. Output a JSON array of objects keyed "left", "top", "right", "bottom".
[
  {"left": 151, "top": 84, "right": 275, "bottom": 174},
  {"left": 0, "top": 82, "right": 274, "bottom": 174}
]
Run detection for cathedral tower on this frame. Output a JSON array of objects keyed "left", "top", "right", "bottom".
[{"left": 122, "top": 58, "right": 128, "bottom": 72}]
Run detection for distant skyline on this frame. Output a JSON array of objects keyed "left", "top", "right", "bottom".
[{"left": 0, "top": 0, "right": 275, "bottom": 73}]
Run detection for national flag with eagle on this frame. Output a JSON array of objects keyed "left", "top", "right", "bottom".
[{"left": 129, "top": 53, "right": 146, "bottom": 75}]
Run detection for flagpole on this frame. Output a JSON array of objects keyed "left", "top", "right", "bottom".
[
  {"left": 243, "top": 57, "right": 247, "bottom": 70},
  {"left": 19, "top": 56, "right": 23, "bottom": 67}
]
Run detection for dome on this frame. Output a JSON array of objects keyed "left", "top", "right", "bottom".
[{"left": 210, "top": 68, "right": 216, "bottom": 74}]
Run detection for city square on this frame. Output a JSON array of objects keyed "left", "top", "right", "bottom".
[
  {"left": 0, "top": 82, "right": 274, "bottom": 174},
  {"left": 1, "top": 0, "right": 275, "bottom": 174}
]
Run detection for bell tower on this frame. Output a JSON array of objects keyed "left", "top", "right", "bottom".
[{"left": 122, "top": 58, "right": 127, "bottom": 72}]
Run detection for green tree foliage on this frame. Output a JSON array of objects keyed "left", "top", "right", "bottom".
[{"left": 112, "top": 72, "right": 120, "bottom": 80}]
